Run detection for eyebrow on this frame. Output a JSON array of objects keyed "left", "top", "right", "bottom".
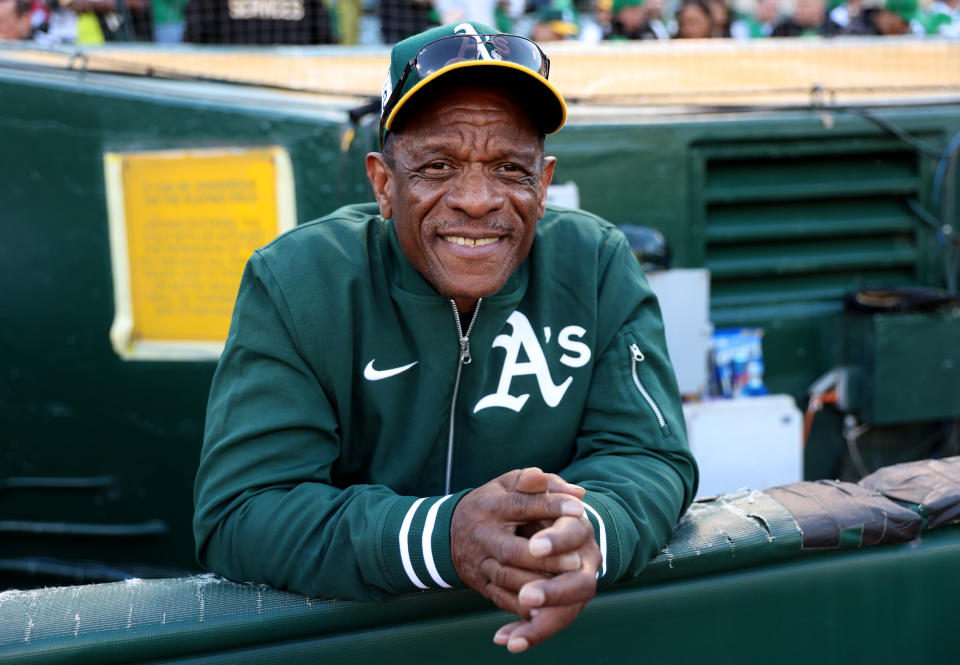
[{"left": 405, "top": 138, "right": 540, "bottom": 164}]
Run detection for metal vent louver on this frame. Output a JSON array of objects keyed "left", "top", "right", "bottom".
[{"left": 696, "top": 136, "right": 925, "bottom": 326}]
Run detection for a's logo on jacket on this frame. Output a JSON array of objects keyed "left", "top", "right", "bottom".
[{"left": 474, "top": 311, "right": 590, "bottom": 413}]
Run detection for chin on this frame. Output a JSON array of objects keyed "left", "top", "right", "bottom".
[{"left": 436, "top": 272, "right": 511, "bottom": 302}]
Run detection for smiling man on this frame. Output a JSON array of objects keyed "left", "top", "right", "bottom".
[{"left": 194, "top": 22, "right": 697, "bottom": 654}]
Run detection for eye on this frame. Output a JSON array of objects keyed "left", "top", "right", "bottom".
[
  {"left": 497, "top": 163, "right": 534, "bottom": 181},
  {"left": 424, "top": 161, "right": 451, "bottom": 173}
]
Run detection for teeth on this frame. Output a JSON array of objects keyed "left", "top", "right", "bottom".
[{"left": 443, "top": 235, "right": 499, "bottom": 248}]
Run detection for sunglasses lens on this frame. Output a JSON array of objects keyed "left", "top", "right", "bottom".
[{"left": 413, "top": 35, "right": 547, "bottom": 80}]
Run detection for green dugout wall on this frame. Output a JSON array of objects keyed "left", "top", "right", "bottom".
[{"left": 1, "top": 58, "right": 958, "bottom": 587}]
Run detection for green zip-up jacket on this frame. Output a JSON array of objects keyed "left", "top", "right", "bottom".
[{"left": 194, "top": 202, "right": 698, "bottom": 600}]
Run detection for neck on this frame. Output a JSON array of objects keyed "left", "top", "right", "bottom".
[{"left": 453, "top": 297, "right": 478, "bottom": 314}]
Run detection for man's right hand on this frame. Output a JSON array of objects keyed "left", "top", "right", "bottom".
[{"left": 491, "top": 517, "right": 601, "bottom": 654}]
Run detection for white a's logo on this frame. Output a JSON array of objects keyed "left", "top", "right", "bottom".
[{"left": 474, "top": 311, "right": 591, "bottom": 413}]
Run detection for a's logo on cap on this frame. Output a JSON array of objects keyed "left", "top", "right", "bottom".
[
  {"left": 453, "top": 22, "right": 479, "bottom": 36},
  {"left": 453, "top": 23, "right": 498, "bottom": 61}
]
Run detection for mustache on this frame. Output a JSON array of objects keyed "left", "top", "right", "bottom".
[{"left": 433, "top": 218, "right": 516, "bottom": 234}]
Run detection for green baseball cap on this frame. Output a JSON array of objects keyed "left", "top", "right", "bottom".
[
  {"left": 536, "top": 7, "right": 581, "bottom": 37},
  {"left": 379, "top": 22, "right": 567, "bottom": 148},
  {"left": 612, "top": 0, "right": 644, "bottom": 15},
  {"left": 884, "top": 0, "right": 918, "bottom": 22}
]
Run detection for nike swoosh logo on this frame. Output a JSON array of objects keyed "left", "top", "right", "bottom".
[{"left": 363, "top": 359, "right": 419, "bottom": 381}]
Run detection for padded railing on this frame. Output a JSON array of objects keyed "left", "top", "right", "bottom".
[{"left": 2, "top": 457, "right": 958, "bottom": 665}]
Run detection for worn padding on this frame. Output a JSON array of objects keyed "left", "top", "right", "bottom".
[
  {"left": 766, "top": 481, "right": 921, "bottom": 548},
  {"left": 768, "top": 456, "right": 960, "bottom": 548},
  {"left": 2, "top": 456, "right": 959, "bottom": 663},
  {"left": 859, "top": 456, "right": 960, "bottom": 529}
]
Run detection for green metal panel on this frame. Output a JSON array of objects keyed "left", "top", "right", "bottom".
[
  {"left": 547, "top": 113, "right": 959, "bottom": 418},
  {"left": 546, "top": 121, "right": 700, "bottom": 265},
  {"left": 0, "top": 66, "right": 375, "bottom": 584},
  {"left": 845, "top": 309, "right": 960, "bottom": 424},
  {"left": 3, "top": 60, "right": 960, "bottom": 582}
]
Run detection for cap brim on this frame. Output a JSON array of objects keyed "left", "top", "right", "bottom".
[
  {"left": 548, "top": 21, "right": 580, "bottom": 36},
  {"left": 383, "top": 60, "right": 567, "bottom": 139}
]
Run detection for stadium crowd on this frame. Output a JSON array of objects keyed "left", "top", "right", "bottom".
[{"left": 0, "top": 0, "right": 957, "bottom": 48}]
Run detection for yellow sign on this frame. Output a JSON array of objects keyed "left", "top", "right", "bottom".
[{"left": 105, "top": 147, "right": 296, "bottom": 360}]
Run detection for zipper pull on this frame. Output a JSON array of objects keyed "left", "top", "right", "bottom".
[
  {"left": 630, "top": 343, "right": 645, "bottom": 362},
  {"left": 459, "top": 337, "right": 472, "bottom": 365}
]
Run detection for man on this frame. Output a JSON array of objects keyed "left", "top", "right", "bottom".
[
  {"left": 771, "top": 0, "right": 843, "bottom": 36},
  {"left": 730, "top": 0, "right": 780, "bottom": 39},
  {"left": 843, "top": 0, "right": 922, "bottom": 34},
  {"left": 194, "top": 21, "right": 697, "bottom": 653},
  {"left": 530, "top": 6, "right": 580, "bottom": 42},
  {"left": 0, "top": 0, "right": 31, "bottom": 39},
  {"left": 377, "top": 0, "right": 433, "bottom": 44},
  {"left": 606, "top": 0, "right": 670, "bottom": 39}
]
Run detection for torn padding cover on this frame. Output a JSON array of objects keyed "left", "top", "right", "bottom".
[
  {"left": 766, "top": 480, "right": 921, "bottom": 549},
  {"left": 859, "top": 456, "right": 960, "bottom": 529},
  {"left": 767, "top": 455, "right": 960, "bottom": 549}
]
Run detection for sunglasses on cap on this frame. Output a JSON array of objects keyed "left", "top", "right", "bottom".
[{"left": 379, "top": 33, "right": 551, "bottom": 147}]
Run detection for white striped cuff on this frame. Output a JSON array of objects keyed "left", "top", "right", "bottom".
[
  {"left": 397, "top": 495, "right": 454, "bottom": 590},
  {"left": 583, "top": 501, "right": 608, "bottom": 578}
]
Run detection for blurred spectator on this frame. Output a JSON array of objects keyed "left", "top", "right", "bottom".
[
  {"left": 184, "top": 0, "right": 336, "bottom": 43},
  {"left": 126, "top": 0, "right": 154, "bottom": 39},
  {"left": 844, "top": 0, "right": 923, "bottom": 33},
  {"left": 578, "top": 0, "right": 611, "bottom": 41},
  {"left": 674, "top": 0, "right": 713, "bottom": 37},
  {"left": 924, "top": 0, "right": 959, "bottom": 36},
  {"left": 434, "top": 0, "right": 523, "bottom": 31},
  {"left": 378, "top": 0, "right": 432, "bottom": 43},
  {"left": 706, "top": 0, "right": 730, "bottom": 35},
  {"left": 0, "top": 0, "right": 31, "bottom": 38},
  {"left": 827, "top": 0, "right": 862, "bottom": 28},
  {"left": 62, "top": 0, "right": 153, "bottom": 42},
  {"left": 29, "top": 0, "right": 146, "bottom": 44},
  {"left": 771, "top": 0, "right": 842, "bottom": 35},
  {"left": 494, "top": 0, "right": 513, "bottom": 30},
  {"left": 731, "top": 0, "right": 779, "bottom": 38},
  {"left": 7, "top": 0, "right": 76, "bottom": 43},
  {"left": 153, "top": 0, "right": 187, "bottom": 41},
  {"left": 531, "top": 5, "right": 579, "bottom": 40},
  {"left": 607, "top": 0, "right": 669, "bottom": 39},
  {"left": 334, "top": 0, "right": 360, "bottom": 43}
]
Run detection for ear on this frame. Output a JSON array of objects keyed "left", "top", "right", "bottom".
[
  {"left": 536, "top": 156, "right": 557, "bottom": 219},
  {"left": 366, "top": 152, "right": 394, "bottom": 220}
]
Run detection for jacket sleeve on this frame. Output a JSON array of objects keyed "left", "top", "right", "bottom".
[
  {"left": 193, "top": 251, "right": 468, "bottom": 600},
  {"left": 560, "top": 231, "right": 698, "bottom": 587}
]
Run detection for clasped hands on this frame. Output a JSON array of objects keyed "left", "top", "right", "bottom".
[{"left": 450, "top": 467, "right": 601, "bottom": 654}]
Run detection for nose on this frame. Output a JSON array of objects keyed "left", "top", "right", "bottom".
[{"left": 444, "top": 165, "right": 505, "bottom": 219}]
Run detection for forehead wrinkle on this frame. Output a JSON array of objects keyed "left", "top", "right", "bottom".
[
  {"left": 393, "top": 88, "right": 542, "bottom": 164},
  {"left": 403, "top": 123, "right": 538, "bottom": 164},
  {"left": 436, "top": 104, "right": 510, "bottom": 125}
]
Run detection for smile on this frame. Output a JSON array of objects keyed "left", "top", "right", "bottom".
[{"left": 441, "top": 235, "right": 501, "bottom": 248}]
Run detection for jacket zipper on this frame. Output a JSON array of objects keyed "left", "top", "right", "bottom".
[
  {"left": 445, "top": 298, "right": 482, "bottom": 494},
  {"left": 629, "top": 343, "right": 669, "bottom": 433}
]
